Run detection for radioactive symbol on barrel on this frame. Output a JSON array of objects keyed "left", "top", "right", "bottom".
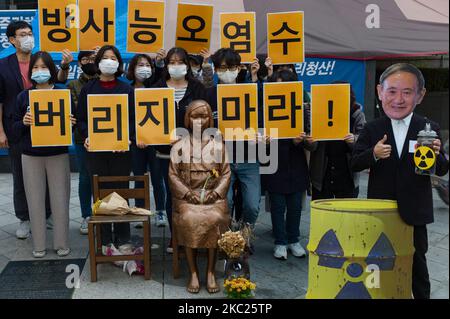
[
  {"left": 414, "top": 146, "right": 436, "bottom": 170},
  {"left": 315, "top": 229, "right": 396, "bottom": 299}
]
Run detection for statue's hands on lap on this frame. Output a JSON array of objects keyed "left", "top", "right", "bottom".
[
  {"left": 204, "top": 191, "right": 220, "bottom": 204},
  {"left": 185, "top": 191, "right": 201, "bottom": 204}
]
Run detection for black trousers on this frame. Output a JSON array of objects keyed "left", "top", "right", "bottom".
[
  {"left": 311, "top": 185, "right": 359, "bottom": 201},
  {"left": 87, "top": 151, "right": 132, "bottom": 247},
  {"left": 9, "top": 142, "right": 51, "bottom": 221},
  {"left": 413, "top": 225, "right": 430, "bottom": 299}
]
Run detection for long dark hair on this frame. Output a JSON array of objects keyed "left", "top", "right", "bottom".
[
  {"left": 163, "top": 47, "right": 194, "bottom": 81},
  {"left": 94, "top": 45, "right": 124, "bottom": 78},
  {"left": 28, "top": 51, "right": 58, "bottom": 85}
]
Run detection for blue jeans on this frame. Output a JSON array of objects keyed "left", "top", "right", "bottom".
[
  {"left": 131, "top": 144, "right": 165, "bottom": 210},
  {"left": 269, "top": 192, "right": 303, "bottom": 245},
  {"left": 159, "top": 157, "right": 172, "bottom": 234},
  {"left": 74, "top": 144, "right": 92, "bottom": 218},
  {"left": 227, "top": 163, "right": 261, "bottom": 225}
]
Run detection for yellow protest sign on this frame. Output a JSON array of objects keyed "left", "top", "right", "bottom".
[
  {"left": 220, "top": 12, "right": 256, "bottom": 63},
  {"left": 79, "top": 0, "right": 115, "bottom": 51},
  {"left": 310, "top": 84, "right": 350, "bottom": 141},
  {"left": 263, "top": 82, "right": 304, "bottom": 139},
  {"left": 135, "top": 88, "right": 176, "bottom": 145},
  {"left": 267, "top": 11, "right": 304, "bottom": 65},
  {"left": 175, "top": 3, "right": 213, "bottom": 54},
  {"left": 217, "top": 83, "right": 258, "bottom": 141},
  {"left": 30, "top": 89, "right": 72, "bottom": 147},
  {"left": 127, "top": 0, "right": 165, "bottom": 54},
  {"left": 87, "top": 94, "right": 129, "bottom": 152},
  {"left": 38, "top": 0, "right": 78, "bottom": 52}
]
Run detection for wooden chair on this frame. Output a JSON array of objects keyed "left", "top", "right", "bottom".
[{"left": 88, "top": 174, "right": 151, "bottom": 282}]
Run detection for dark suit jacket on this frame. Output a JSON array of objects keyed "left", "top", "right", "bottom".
[
  {"left": 0, "top": 53, "right": 25, "bottom": 144},
  {"left": 351, "top": 113, "right": 449, "bottom": 226}
]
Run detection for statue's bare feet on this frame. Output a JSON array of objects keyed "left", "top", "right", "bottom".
[
  {"left": 206, "top": 271, "right": 220, "bottom": 294},
  {"left": 187, "top": 273, "right": 200, "bottom": 294}
]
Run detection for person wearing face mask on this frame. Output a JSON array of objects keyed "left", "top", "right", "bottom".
[
  {"left": 188, "top": 50, "right": 214, "bottom": 88},
  {"left": 66, "top": 51, "right": 98, "bottom": 235},
  {"left": 0, "top": 21, "right": 73, "bottom": 240},
  {"left": 151, "top": 47, "right": 207, "bottom": 253},
  {"left": 205, "top": 48, "right": 264, "bottom": 254},
  {"left": 127, "top": 54, "right": 167, "bottom": 228},
  {"left": 76, "top": 45, "right": 136, "bottom": 253},
  {"left": 12, "top": 51, "right": 76, "bottom": 258}
]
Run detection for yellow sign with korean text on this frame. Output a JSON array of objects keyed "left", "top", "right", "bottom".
[
  {"left": 135, "top": 88, "right": 176, "bottom": 145},
  {"left": 30, "top": 89, "right": 72, "bottom": 147},
  {"left": 87, "top": 94, "right": 129, "bottom": 152},
  {"left": 79, "top": 0, "right": 115, "bottom": 51},
  {"left": 38, "top": 0, "right": 78, "bottom": 52},
  {"left": 217, "top": 83, "right": 258, "bottom": 141},
  {"left": 220, "top": 12, "right": 256, "bottom": 64},
  {"left": 175, "top": 3, "right": 213, "bottom": 54},
  {"left": 310, "top": 84, "right": 350, "bottom": 141},
  {"left": 267, "top": 11, "right": 304, "bottom": 65},
  {"left": 127, "top": 0, "right": 165, "bottom": 54},
  {"left": 264, "top": 82, "right": 304, "bottom": 139}
]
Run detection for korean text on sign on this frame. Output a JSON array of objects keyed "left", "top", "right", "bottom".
[
  {"left": 220, "top": 12, "right": 256, "bottom": 64},
  {"left": 217, "top": 83, "right": 258, "bottom": 141},
  {"left": 38, "top": 0, "right": 78, "bottom": 52},
  {"left": 267, "top": 11, "right": 304, "bottom": 65},
  {"left": 127, "top": 0, "right": 165, "bottom": 54},
  {"left": 30, "top": 89, "right": 72, "bottom": 147},
  {"left": 87, "top": 94, "right": 129, "bottom": 152},
  {"left": 175, "top": 3, "right": 213, "bottom": 54},
  {"left": 263, "top": 82, "right": 304, "bottom": 139},
  {"left": 310, "top": 84, "right": 350, "bottom": 141},
  {"left": 135, "top": 88, "right": 176, "bottom": 146},
  {"left": 79, "top": 0, "right": 115, "bottom": 51}
]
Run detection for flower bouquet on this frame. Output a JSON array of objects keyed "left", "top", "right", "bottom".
[{"left": 223, "top": 276, "right": 256, "bottom": 299}]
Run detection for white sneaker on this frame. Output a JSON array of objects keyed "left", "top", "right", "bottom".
[
  {"left": 32, "top": 250, "right": 46, "bottom": 258},
  {"left": 16, "top": 221, "right": 31, "bottom": 239},
  {"left": 288, "top": 242, "right": 306, "bottom": 258},
  {"left": 80, "top": 218, "right": 89, "bottom": 235},
  {"left": 273, "top": 245, "right": 287, "bottom": 260},
  {"left": 56, "top": 248, "right": 71, "bottom": 257},
  {"left": 46, "top": 216, "right": 53, "bottom": 230},
  {"left": 155, "top": 211, "right": 168, "bottom": 227}
]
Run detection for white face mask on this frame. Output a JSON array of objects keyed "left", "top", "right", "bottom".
[
  {"left": 168, "top": 64, "right": 187, "bottom": 80},
  {"left": 135, "top": 66, "right": 152, "bottom": 82},
  {"left": 18, "top": 35, "right": 34, "bottom": 53},
  {"left": 217, "top": 70, "right": 239, "bottom": 84},
  {"left": 99, "top": 59, "right": 119, "bottom": 75}
]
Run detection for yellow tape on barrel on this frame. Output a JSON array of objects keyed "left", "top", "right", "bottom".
[{"left": 306, "top": 199, "right": 414, "bottom": 299}]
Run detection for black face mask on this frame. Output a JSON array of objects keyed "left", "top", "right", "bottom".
[{"left": 81, "top": 63, "right": 97, "bottom": 76}]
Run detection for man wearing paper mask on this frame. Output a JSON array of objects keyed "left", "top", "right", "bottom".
[{"left": 0, "top": 21, "right": 74, "bottom": 240}]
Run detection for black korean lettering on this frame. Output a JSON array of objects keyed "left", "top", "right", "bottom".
[
  {"left": 43, "top": 9, "right": 71, "bottom": 43},
  {"left": 222, "top": 97, "right": 241, "bottom": 121},
  {"left": 244, "top": 93, "right": 256, "bottom": 129},
  {"left": 92, "top": 107, "right": 113, "bottom": 134},
  {"left": 177, "top": 15, "right": 207, "bottom": 43},
  {"left": 116, "top": 104, "right": 122, "bottom": 141},
  {"left": 268, "top": 95, "right": 289, "bottom": 122},
  {"left": 33, "top": 100, "right": 66, "bottom": 135},
  {"left": 80, "top": 8, "right": 113, "bottom": 42},
  {"left": 130, "top": 9, "right": 161, "bottom": 45},
  {"left": 270, "top": 22, "right": 301, "bottom": 55},
  {"left": 290, "top": 91, "right": 302, "bottom": 128},
  {"left": 223, "top": 21, "right": 251, "bottom": 53},
  {"left": 138, "top": 99, "right": 169, "bottom": 134}
]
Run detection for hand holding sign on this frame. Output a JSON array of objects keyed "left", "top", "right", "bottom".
[
  {"left": 373, "top": 134, "right": 391, "bottom": 159},
  {"left": 23, "top": 111, "right": 33, "bottom": 126}
]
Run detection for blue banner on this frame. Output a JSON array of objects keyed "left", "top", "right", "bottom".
[{"left": 0, "top": 9, "right": 36, "bottom": 55}]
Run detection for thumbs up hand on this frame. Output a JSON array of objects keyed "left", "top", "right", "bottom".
[{"left": 373, "top": 134, "right": 391, "bottom": 159}]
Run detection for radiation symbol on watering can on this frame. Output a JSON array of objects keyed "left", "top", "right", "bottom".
[
  {"left": 316, "top": 229, "right": 396, "bottom": 299},
  {"left": 414, "top": 146, "right": 436, "bottom": 170}
]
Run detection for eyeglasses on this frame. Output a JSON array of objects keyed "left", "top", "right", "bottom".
[
  {"left": 216, "top": 65, "right": 239, "bottom": 72},
  {"left": 81, "top": 57, "right": 96, "bottom": 64},
  {"left": 15, "top": 32, "right": 33, "bottom": 38}
]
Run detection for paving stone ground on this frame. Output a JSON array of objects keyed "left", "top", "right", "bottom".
[{"left": 0, "top": 172, "right": 447, "bottom": 299}]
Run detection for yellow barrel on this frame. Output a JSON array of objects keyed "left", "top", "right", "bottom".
[{"left": 306, "top": 199, "right": 414, "bottom": 299}]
